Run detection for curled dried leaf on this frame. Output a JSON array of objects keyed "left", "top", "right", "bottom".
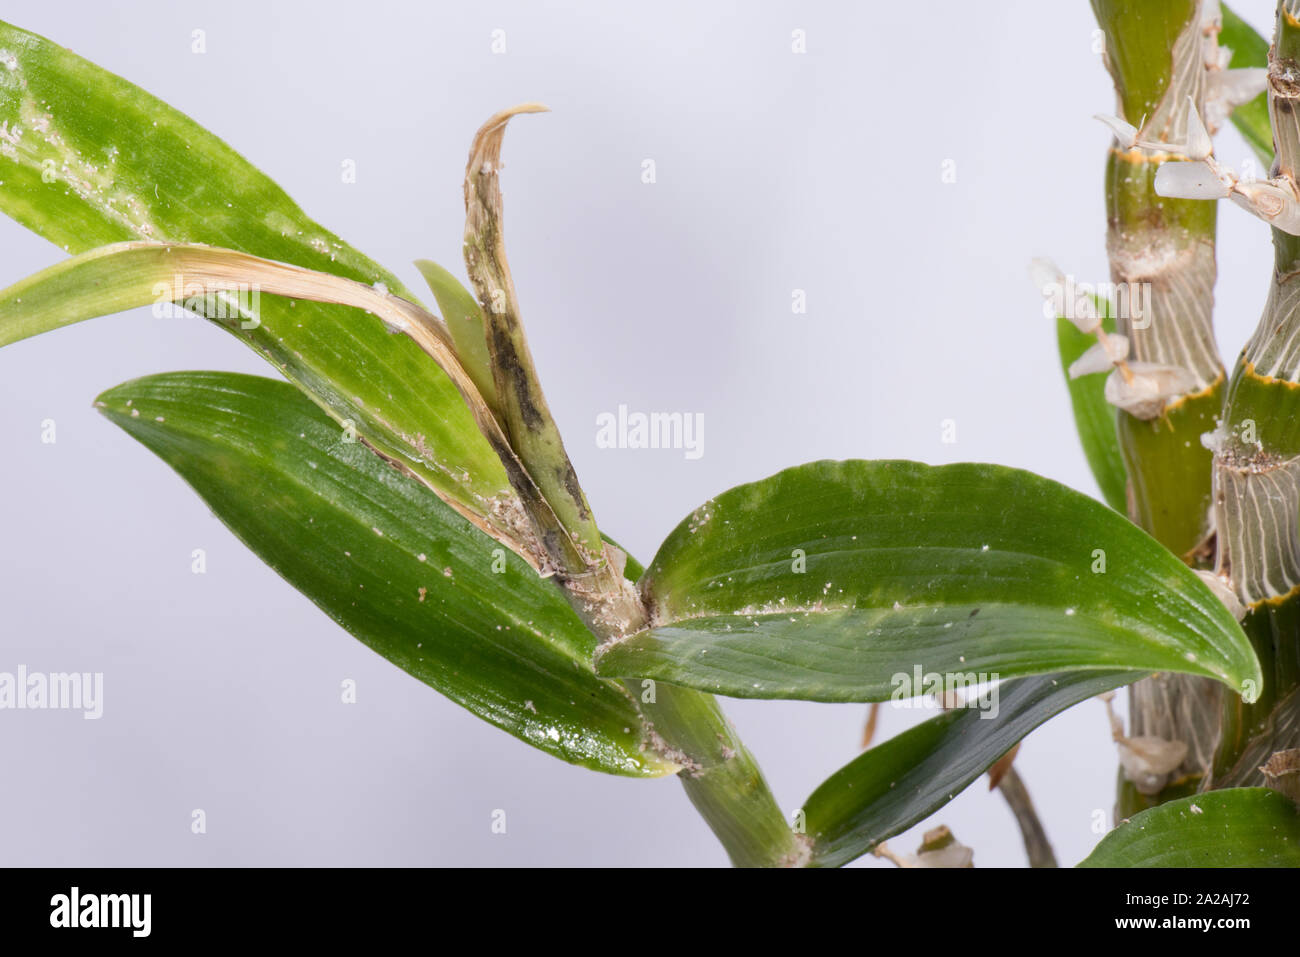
[
  {"left": 1068, "top": 333, "right": 1130, "bottom": 378},
  {"left": 1207, "top": 67, "right": 1268, "bottom": 115},
  {"left": 1094, "top": 112, "right": 1140, "bottom": 149},
  {"left": 1183, "top": 96, "right": 1214, "bottom": 160},
  {"left": 914, "top": 826, "right": 974, "bottom": 868},
  {"left": 1154, "top": 159, "right": 1233, "bottom": 199},
  {"left": 1118, "top": 735, "right": 1190, "bottom": 794},
  {"left": 461, "top": 104, "right": 606, "bottom": 577},
  {"left": 1260, "top": 749, "right": 1300, "bottom": 804},
  {"left": 1104, "top": 362, "right": 1197, "bottom": 419}
]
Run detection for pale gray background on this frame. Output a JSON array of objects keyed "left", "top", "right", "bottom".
[{"left": 0, "top": 0, "right": 1277, "bottom": 866}]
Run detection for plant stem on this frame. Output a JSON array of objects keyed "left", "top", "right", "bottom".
[
  {"left": 1093, "top": 0, "right": 1227, "bottom": 807},
  {"left": 454, "top": 105, "right": 801, "bottom": 867},
  {"left": 1204, "top": 1, "right": 1300, "bottom": 787},
  {"left": 636, "top": 683, "right": 807, "bottom": 867},
  {"left": 564, "top": 573, "right": 802, "bottom": 865},
  {"left": 564, "top": 563, "right": 803, "bottom": 865},
  {"left": 996, "top": 767, "right": 1057, "bottom": 868}
]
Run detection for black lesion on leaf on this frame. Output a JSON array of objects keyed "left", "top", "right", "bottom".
[
  {"left": 489, "top": 324, "right": 544, "bottom": 430},
  {"left": 560, "top": 463, "right": 590, "bottom": 520}
]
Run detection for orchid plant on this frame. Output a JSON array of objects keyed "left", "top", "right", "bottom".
[{"left": 0, "top": 7, "right": 1296, "bottom": 867}]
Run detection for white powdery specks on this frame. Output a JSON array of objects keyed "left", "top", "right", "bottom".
[
  {"left": 686, "top": 501, "right": 714, "bottom": 534},
  {"left": 2, "top": 73, "right": 162, "bottom": 238},
  {"left": 0, "top": 122, "right": 18, "bottom": 161}
]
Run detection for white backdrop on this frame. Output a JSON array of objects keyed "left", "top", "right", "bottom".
[{"left": 0, "top": 0, "right": 1278, "bottom": 866}]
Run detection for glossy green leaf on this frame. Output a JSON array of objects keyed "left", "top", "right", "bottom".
[
  {"left": 597, "top": 460, "right": 1261, "bottom": 700},
  {"left": 1222, "top": 3, "right": 1273, "bottom": 167},
  {"left": 804, "top": 671, "right": 1137, "bottom": 868},
  {"left": 0, "top": 19, "right": 513, "bottom": 517},
  {"left": 94, "top": 370, "right": 671, "bottom": 778},
  {"left": 1079, "top": 787, "right": 1300, "bottom": 867},
  {"left": 1057, "top": 300, "right": 1127, "bottom": 511}
]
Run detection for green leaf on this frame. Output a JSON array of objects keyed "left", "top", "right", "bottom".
[
  {"left": 804, "top": 671, "right": 1136, "bottom": 868},
  {"left": 414, "top": 259, "right": 499, "bottom": 414},
  {"left": 1057, "top": 302, "right": 1127, "bottom": 511},
  {"left": 596, "top": 460, "right": 1261, "bottom": 700},
  {"left": 1221, "top": 3, "right": 1273, "bottom": 167},
  {"left": 0, "top": 19, "right": 513, "bottom": 519},
  {"left": 1079, "top": 788, "right": 1300, "bottom": 867},
  {"left": 0, "top": 240, "right": 511, "bottom": 477},
  {"left": 94, "top": 370, "right": 672, "bottom": 778}
]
